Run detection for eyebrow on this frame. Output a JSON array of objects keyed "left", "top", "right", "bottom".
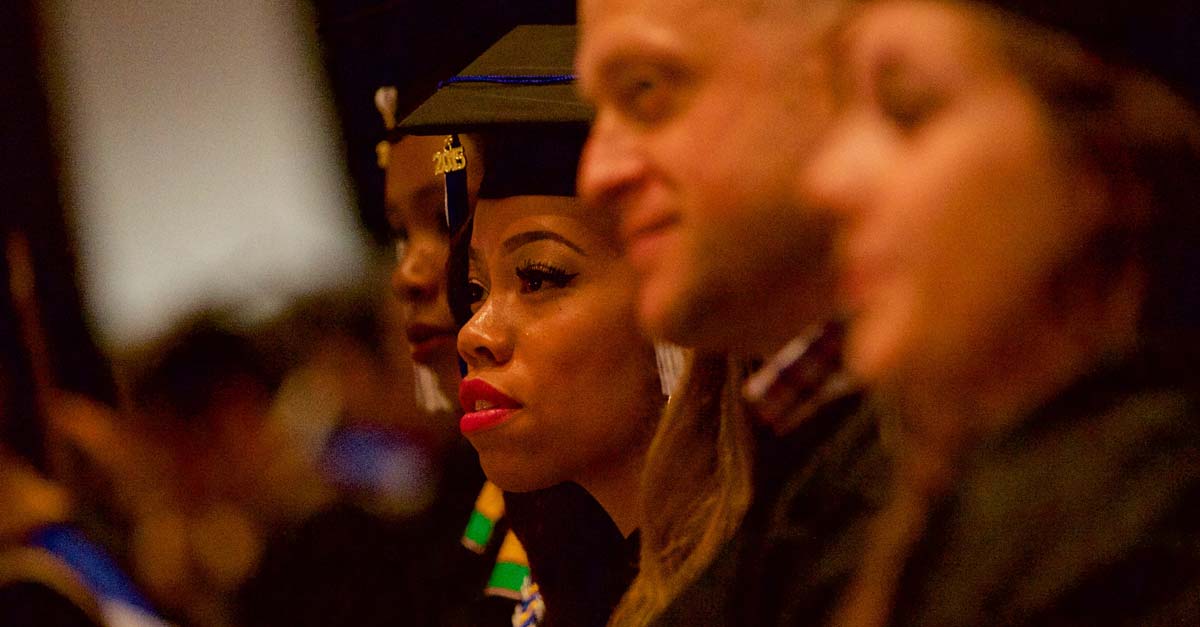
[
  {"left": 583, "top": 32, "right": 687, "bottom": 94},
  {"left": 502, "top": 230, "right": 586, "bottom": 256},
  {"left": 385, "top": 181, "right": 442, "bottom": 215},
  {"left": 411, "top": 182, "right": 443, "bottom": 206}
]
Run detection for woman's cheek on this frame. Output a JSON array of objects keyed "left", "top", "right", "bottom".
[{"left": 847, "top": 278, "right": 912, "bottom": 382}]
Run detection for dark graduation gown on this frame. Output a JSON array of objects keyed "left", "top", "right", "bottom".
[
  {"left": 890, "top": 354, "right": 1200, "bottom": 626},
  {"left": 239, "top": 439, "right": 508, "bottom": 627},
  {"left": 506, "top": 482, "right": 640, "bottom": 627}
]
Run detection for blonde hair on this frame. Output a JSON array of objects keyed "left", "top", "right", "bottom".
[{"left": 609, "top": 352, "right": 756, "bottom": 625}]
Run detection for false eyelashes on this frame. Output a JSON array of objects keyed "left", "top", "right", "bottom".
[{"left": 515, "top": 260, "right": 579, "bottom": 294}]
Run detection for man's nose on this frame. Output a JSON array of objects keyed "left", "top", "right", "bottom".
[{"left": 578, "top": 111, "right": 647, "bottom": 211}]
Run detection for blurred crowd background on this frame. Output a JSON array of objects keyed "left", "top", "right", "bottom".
[{"left": 2, "top": 1, "right": 572, "bottom": 625}]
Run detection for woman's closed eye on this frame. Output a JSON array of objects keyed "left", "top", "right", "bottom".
[
  {"left": 876, "top": 61, "right": 947, "bottom": 135},
  {"left": 880, "top": 86, "right": 944, "bottom": 134},
  {"left": 516, "top": 261, "right": 579, "bottom": 294}
]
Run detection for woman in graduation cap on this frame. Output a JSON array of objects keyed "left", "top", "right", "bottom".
[
  {"left": 799, "top": 0, "right": 1200, "bottom": 624},
  {"left": 400, "top": 25, "right": 672, "bottom": 627}
]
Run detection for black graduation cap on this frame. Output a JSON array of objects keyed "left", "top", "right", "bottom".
[
  {"left": 398, "top": 24, "right": 591, "bottom": 135},
  {"left": 397, "top": 24, "right": 591, "bottom": 222}
]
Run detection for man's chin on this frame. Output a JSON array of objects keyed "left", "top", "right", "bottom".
[
  {"left": 636, "top": 279, "right": 717, "bottom": 350},
  {"left": 638, "top": 280, "right": 770, "bottom": 354}
]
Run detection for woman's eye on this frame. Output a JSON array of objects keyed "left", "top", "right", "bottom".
[
  {"left": 391, "top": 228, "right": 410, "bottom": 262},
  {"left": 516, "top": 262, "right": 578, "bottom": 295},
  {"left": 466, "top": 280, "right": 487, "bottom": 313}
]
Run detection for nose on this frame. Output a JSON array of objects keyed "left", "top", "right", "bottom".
[
  {"left": 391, "top": 239, "right": 445, "bottom": 305},
  {"left": 799, "top": 116, "right": 884, "bottom": 222},
  {"left": 578, "top": 110, "right": 647, "bottom": 211},
  {"left": 456, "top": 298, "right": 513, "bottom": 371}
]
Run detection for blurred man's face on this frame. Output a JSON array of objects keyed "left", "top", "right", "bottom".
[{"left": 577, "top": 0, "right": 845, "bottom": 354}]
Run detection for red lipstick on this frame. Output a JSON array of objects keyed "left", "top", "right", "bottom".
[{"left": 458, "top": 378, "right": 523, "bottom": 434}]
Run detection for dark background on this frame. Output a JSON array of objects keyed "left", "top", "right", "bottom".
[{"left": 310, "top": 0, "right": 576, "bottom": 243}]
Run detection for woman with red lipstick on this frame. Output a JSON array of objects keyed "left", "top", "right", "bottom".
[
  {"left": 451, "top": 129, "right": 662, "bottom": 627},
  {"left": 375, "top": 96, "right": 548, "bottom": 625},
  {"left": 396, "top": 25, "right": 671, "bottom": 627},
  {"left": 799, "top": 0, "right": 1200, "bottom": 624},
  {"left": 453, "top": 132, "right": 662, "bottom": 526}
]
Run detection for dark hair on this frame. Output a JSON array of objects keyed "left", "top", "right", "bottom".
[
  {"left": 132, "top": 317, "right": 279, "bottom": 428},
  {"left": 990, "top": 10, "right": 1200, "bottom": 365},
  {"left": 447, "top": 214, "right": 476, "bottom": 329}
]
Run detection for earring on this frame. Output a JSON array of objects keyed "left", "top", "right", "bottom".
[
  {"left": 413, "top": 363, "right": 454, "bottom": 414},
  {"left": 654, "top": 342, "right": 687, "bottom": 397}
]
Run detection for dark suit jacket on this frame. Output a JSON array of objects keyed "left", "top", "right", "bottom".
[{"left": 892, "top": 354, "right": 1200, "bottom": 626}]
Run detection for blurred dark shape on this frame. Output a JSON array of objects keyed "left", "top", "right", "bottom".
[
  {"left": 0, "top": 239, "right": 44, "bottom": 473},
  {"left": 0, "top": 2, "right": 152, "bottom": 625},
  {"left": 236, "top": 284, "right": 501, "bottom": 626},
  {"left": 260, "top": 283, "right": 448, "bottom": 513},
  {"left": 0, "top": 0, "right": 116, "bottom": 417},
  {"left": 130, "top": 316, "right": 282, "bottom": 435},
  {"left": 311, "top": 0, "right": 576, "bottom": 243},
  {"left": 113, "top": 314, "right": 330, "bottom": 625},
  {"left": 506, "top": 484, "right": 641, "bottom": 627}
]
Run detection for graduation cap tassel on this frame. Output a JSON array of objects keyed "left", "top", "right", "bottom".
[{"left": 440, "top": 134, "right": 471, "bottom": 234}]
